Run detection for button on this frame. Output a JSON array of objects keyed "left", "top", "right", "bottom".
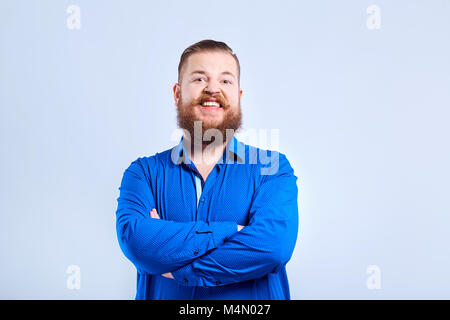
[
  {"left": 215, "top": 280, "right": 221, "bottom": 285},
  {"left": 200, "top": 198, "right": 205, "bottom": 202},
  {"left": 184, "top": 278, "right": 188, "bottom": 283},
  {"left": 194, "top": 250, "right": 199, "bottom": 255}
]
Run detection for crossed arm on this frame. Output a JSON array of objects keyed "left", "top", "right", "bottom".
[
  {"left": 149, "top": 208, "right": 244, "bottom": 280},
  {"left": 116, "top": 159, "right": 241, "bottom": 275},
  {"left": 116, "top": 155, "right": 298, "bottom": 287}
]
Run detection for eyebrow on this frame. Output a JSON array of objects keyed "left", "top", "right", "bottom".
[{"left": 189, "top": 70, "right": 236, "bottom": 79}]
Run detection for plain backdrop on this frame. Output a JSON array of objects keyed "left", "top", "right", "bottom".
[{"left": 1, "top": 0, "right": 449, "bottom": 299}]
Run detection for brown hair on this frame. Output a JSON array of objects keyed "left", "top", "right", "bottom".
[{"left": 177, "top": 39, "right": 240, "bottom": 85}]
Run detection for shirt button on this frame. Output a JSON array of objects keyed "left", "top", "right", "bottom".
[
  {"left": 215, "top": 280, "right": 221, "bottom": 285},
  {"left": 184, "top": 278, "right": 188, "bottom": 283},
  {"left": 200, "top": 198, "right": 205, "bottom": 202},
  {"left": 194, "top": 250, "right": 199, "bottom": 255}
]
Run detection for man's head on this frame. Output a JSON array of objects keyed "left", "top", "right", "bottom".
[{"left": 173, "top": 40, "right": 243, "bottom": 146}]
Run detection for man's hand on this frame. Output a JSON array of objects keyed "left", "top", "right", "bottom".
[
  {"left": 150, "top": 208, "right": 160, "bottom": 219},
  {"left": 161, "top": 272, "right": 174, "bottom": 279},
  {"left": 150, "top": 208, "right": 243, "bottom": 279}
]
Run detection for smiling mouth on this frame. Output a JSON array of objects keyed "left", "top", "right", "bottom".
[
  {"left": 201, "top": 101, "right": 222, "bottom": 108},
  {"left": 199, "top": 104, "right": 222, "bottom": 113}
]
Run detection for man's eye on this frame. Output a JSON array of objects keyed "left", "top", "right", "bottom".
[
  {"left": 223, "top": 80, "right": 232, "bottom": 84},
  {"left": 195, "top": 78, "right": 205, "bottom": 82}
]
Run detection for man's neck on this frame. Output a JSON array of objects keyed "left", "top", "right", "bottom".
[{"left": 182, "top": 136, "right": 230, "bottom": 168}]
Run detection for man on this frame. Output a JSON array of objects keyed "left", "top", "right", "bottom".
[{"left": 116, "top": 39, "right": 299, "bottom": 300}]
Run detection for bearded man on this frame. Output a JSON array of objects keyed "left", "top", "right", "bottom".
[{"left": 116, "top": 39, "right": 299, "bottom": 300}]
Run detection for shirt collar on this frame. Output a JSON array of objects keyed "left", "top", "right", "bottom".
[{"left": 172, "top": 135, "right": 245, "bottom": 165}]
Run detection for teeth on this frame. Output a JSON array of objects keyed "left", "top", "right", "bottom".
[{"left": 202, "top": 101, "right": 221, "bottom": 107}]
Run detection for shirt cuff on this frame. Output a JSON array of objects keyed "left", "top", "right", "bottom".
[
  {"left": 172, "top": 222, "right": 236, "bottom": 287},
  {"left": 172, "top": 262, "right": 225, "bottom": 287},
  {"left": 172, "top": 263, "right": 196, "bottom": 286},
  {"left": 208, "top": 221, "right": 237, "bottom": 247}
]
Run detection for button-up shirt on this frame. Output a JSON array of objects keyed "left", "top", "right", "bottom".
[{"left": 115, "top": 136, "right": 299, "bottom": 299}]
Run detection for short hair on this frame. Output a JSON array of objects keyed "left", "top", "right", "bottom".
[{"left": 177, "top": 39, "right": 240, "bottom": 85}]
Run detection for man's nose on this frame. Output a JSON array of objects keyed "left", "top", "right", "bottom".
[{"left": 204, "top": 82, "right": 221, "bottom": 95}]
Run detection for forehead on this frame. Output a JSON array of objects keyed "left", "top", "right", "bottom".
[{"left": 183, "top": 51, "right": 238, "bottom": 77}]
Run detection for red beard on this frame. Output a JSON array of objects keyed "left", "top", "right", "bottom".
[{"left": 176, "top": 92, "right": 242, "bottom": 146}]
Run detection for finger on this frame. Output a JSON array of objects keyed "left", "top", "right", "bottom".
[
  {"left": 150, "top": 209, "right": 161, "bottom": 220},
  {"left": 162, "top": 272, "right": 174, "bottom": 279}
]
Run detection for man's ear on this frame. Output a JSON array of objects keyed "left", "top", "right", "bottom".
[
  {"left": 239, "top": 88, "right": 243, "bottom": 99},
  {"left": 173, "top": 83, "right": 181, "bottom": 107}
]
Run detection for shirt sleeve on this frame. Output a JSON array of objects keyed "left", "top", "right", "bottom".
[
  {"left": 116, "top": 158, "right": 237, "bottom": 275},
  {"left": 171, "top": 153, "right": 299, "bottom": 287}
]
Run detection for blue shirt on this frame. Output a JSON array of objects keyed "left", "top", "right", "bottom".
[{"left": 115, "top": 136, "right": 299, "bottom": 300}]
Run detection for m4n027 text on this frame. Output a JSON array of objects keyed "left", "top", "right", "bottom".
[{"left": 223, "top": 304, "right": 270, "bottom": 315}]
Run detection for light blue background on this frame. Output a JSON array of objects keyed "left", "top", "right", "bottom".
[{"left": 1, "top": 0, "right": 449, "bottom": 299}]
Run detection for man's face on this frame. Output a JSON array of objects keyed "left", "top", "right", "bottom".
[{"left": 174, "top": 50, "right": 243, "bottom": 144}]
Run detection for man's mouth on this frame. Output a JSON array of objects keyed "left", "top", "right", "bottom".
[
  {"left": 201, "top": 101, "right": 222, "bottom": 108},
  {"left": 199, "top": 100, "right": 223, "bottom": 113}
]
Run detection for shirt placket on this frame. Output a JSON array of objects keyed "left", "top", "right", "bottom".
[{"left": 192, "top": 164, "right": 222, "bottom": 222}]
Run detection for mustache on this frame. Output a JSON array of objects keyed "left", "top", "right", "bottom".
[{"left": 191, "top": 94, "right": 229, "bottom": 109}]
